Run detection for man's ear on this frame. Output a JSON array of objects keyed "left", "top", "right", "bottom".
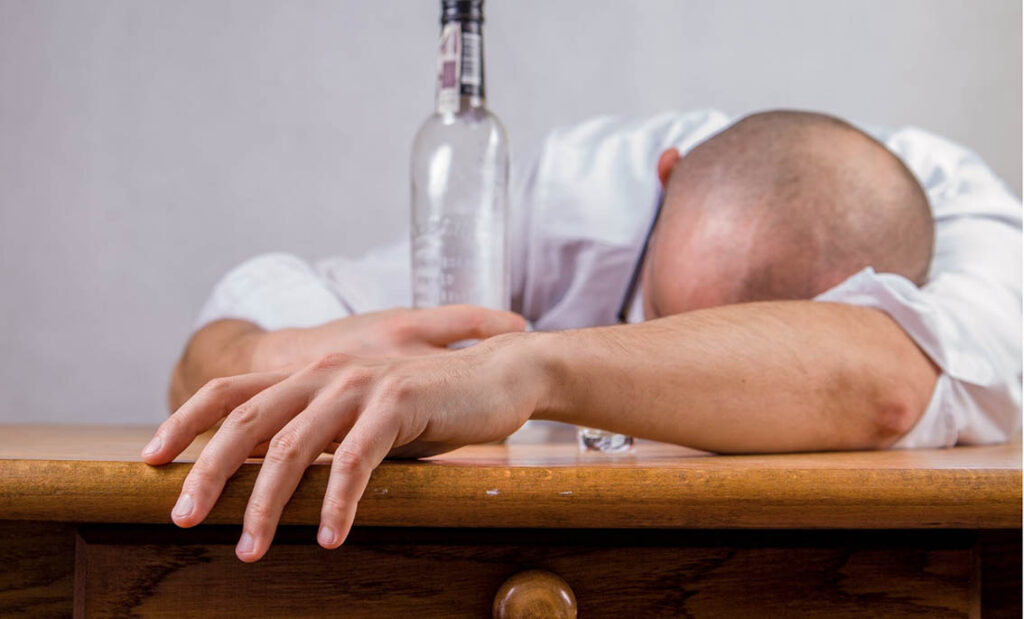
[{"left": 657, "top": 148, "right": 681, "bottom": 188}]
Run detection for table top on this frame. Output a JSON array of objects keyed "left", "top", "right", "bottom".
[{"left": 0, "top": 424, "right": 1019, "bottom": 529}]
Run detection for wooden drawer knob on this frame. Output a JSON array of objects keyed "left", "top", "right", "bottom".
[{"left": 493, "top": 569, "right": 578, "bottom": 619}]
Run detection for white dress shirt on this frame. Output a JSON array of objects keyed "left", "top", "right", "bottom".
[{"left": 196, "top": 109, "right": 1022, "bottom": 448}]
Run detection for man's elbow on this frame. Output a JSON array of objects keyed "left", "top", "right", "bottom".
[
  {"left": 868, "top": 385, "right": 929, "bottom": 449},
  {"left": 860, "top": 331, "right": 940, "bottom": 449}
]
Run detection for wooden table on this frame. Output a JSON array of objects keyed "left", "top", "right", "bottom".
[{"left": 0, "top": 424, "right": 1020, "bottom": 617}]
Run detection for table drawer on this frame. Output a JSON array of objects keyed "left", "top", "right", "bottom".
[{"left": 70, "top": 527, "right": 1004, "bottom": 618}]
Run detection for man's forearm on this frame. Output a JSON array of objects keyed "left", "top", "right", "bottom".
[
  {"left": 526, "top": 301, "right": 939, "bottom": 453},
  {"left": 168, "top": 319, "right": 265, "bottom": 411}
]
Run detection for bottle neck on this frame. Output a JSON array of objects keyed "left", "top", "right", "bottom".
[{"left": 435, "top": 19, "right": 486, "bottom": 114}]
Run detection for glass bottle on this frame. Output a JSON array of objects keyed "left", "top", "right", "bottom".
[{"left": 411, "top": 0, "right": 509, "bottom": 312}]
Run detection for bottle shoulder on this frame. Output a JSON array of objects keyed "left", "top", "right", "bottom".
[{"left": 414, "top": 107, "right": 509, "bottom": 144}]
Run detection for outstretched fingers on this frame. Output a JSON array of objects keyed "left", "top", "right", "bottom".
[
  {"left": 142, "top": 371, "right": 289, "bottom": 465},
  {"left": 170, "top": 373, "right": 315, "bottom": 528},
  {"left": 235, "top": 391, "right": 362, "bottom": 562},
  {"left": 318, "top": 408, "right": 401, "bottom": 549}
]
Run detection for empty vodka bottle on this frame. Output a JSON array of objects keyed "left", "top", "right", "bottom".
[{"left": 411, "top": 0, "right": 509, "bottom": 311}]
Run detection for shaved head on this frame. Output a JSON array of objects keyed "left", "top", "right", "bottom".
[{"left": 643, "top": 110, "right": 933, "bottom": 317}]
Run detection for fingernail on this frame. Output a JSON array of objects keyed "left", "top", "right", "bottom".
[
  {"left": 318, "top": 525, "right": 336, "bottom": 547},
  {"left": 141, "top": 435, "right": 162, "bottom": 457},
  {"left": 172, "top": 493, "right": 194, "bottom": 519},
  {"left": 237, "top": 531, "right": 256, "bottom": 555}
]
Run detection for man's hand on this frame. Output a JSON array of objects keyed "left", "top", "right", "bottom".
[
  {"left": 146, "top": 334, "right": 542, "bottom": 562},
  {"left": 252, "top": 305, "right": 528, "bottom": 370},
  {"left": 169, "top": 306, "right": 527, "bottom": 410},
  {"left": 150, "top": 300, "right": 937, "bottom": 563}
]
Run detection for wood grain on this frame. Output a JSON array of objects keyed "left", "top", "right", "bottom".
[
  {"left": 0, "top": 520, "right": 76, "bottom": 616},
  {"left": 73, "top": 527, "right": 982, "bottom": 618},
  {"left": 0, "top": 426, "right": 1019, "bottom": 528}
]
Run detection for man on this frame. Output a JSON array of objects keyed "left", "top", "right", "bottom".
[{"left": 144, "top": 110, "right": 1021, "bottom": 563}]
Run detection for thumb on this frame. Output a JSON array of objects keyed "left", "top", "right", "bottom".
[{"left": 411, "top": 305, "right": 527, "bottom": 345}]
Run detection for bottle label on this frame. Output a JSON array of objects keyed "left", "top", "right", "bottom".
[
  {"left": 436, "top": 23, "right": 462, "bottom": 114},
  {"left": 460, "top": 32, "right": 481, "bottom": 87},
  {"left": 436, "top": 23, "right": 483, "bottom": 114}
]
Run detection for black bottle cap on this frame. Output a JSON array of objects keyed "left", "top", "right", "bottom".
[{"left": 441, "top": 0, "right": 484, "bottom": 24}]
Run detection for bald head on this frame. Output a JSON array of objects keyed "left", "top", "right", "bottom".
[{"left": 643, "top": 110, "right": 933, "bottom": 318}]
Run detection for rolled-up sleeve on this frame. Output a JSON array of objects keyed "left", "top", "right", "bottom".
[
  {"left": 195, "top": 253, "right": 351, "bottom": 331},
  {"left": 195, "top": 239, "right": 413, "bottom": 333},
  {"left": 816, "top": 127, "right": 1022, "bottom": 447}
]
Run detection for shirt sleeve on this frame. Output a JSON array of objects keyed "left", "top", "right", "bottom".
[
  {"left": 195, "top": 238, "right": 416, "bottom": 332},
  {"left": 313, "top": 238, "right": 412, "bottom": 314},
  {"left": 816, "top": 128, "right": 1022, "bottom": 448},
  {"left": 195, "top": 253, "right": 352, "bottom": 331}
]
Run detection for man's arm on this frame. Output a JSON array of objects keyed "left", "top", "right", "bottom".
[
  {"left": 145, "top": 299, "right": 938, "bottom": 562},
  {"left": 530, "top": 301, "right": 939, "bottom": 452}
]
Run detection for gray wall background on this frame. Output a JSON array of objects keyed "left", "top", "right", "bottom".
[{"left": 1, "top": 0, "right": 1020, "bottom": 425}]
